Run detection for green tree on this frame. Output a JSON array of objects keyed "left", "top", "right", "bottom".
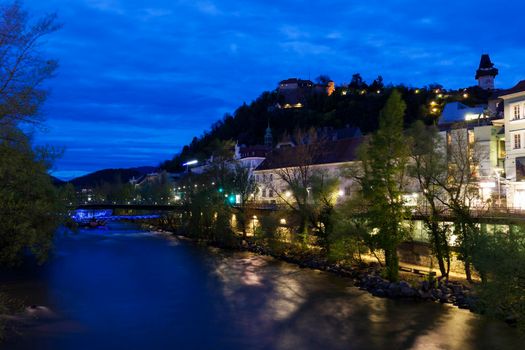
[
  {"left": 356, "top": 90, "right": 410, "bottom": 281},
  {"left": 471, "top": 227, "right": 525, "bottom": 331},
  {"left": 0, "top": 2, "right": 60, "bottom": 266},
  {"left": 0, "top": 129, "right": 63, "bottom": 265}
]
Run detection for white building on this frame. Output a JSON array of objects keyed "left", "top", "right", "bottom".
[
  {"left": 501, "top": 81, "right": 525, "bottom": 208},
  {"left": 252, "top": 137, "right": 362, "bottom": 204}
]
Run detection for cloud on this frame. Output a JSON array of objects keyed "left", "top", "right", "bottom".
[{"left": 21, "top": 0, "right": 525, "bottom": 178}]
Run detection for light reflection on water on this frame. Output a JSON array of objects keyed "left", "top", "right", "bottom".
[{"left": 0, "top": 222, "right": 520, "bottom": 350}]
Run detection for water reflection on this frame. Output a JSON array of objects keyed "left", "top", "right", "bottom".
[{"left": 0, "top": 223, "right": 520, "bottom": 350}]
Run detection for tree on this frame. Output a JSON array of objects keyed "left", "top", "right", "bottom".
[
  {"left": 0, "top": 3, "right": 61, "bottom": 266},
  {"left": 433, "top": 124, "right": 484, "bottom": 282},
  {"left": 408, "top": 121, "right": 452, "bottom": 279},
  {"left": 471, "top": 227, "right": 525, "bottom": 331},
  {"left": 315, "top": 75, "right": 332, "bottom": 85},
  {"left": 349, "top": 73, "right": 367, "bottom": 90},
  {"left": 356, "top": 90, "right": 410, "bottom": 281},
  {"left": 0, "top": 128, "right": 63, "bottom": 265},
  {"left": 268, "top": 128, "right": 326, "bottom": 242},
  {"left": 230, "top": 163, "right": 257, "bottom": 239},
  {"left": 0, "top": 1, "right": 60, "bottom": 133}
]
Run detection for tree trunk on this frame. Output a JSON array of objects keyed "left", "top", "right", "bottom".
[{"left": 385, "top": 248, "right": 399, "bottom": 282}]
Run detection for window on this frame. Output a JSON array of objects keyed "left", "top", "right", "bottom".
[
  {"left": 269, "top": 190, "right": 273, "bottom": 197},
  {"left": 269, "top": 173, "right": 273, "bottom": 181},
  {"left": 263, "top": 174, "right": 266, "bottom": 181},
  {"left": 262, "top": 189, "right": 266, "bottom": 197},
  {"left": 517, "top": 157, "right": 525, "bottom": 181},
  {"left": 514, "top": 104, "right": 521, "bottom": 120},
  {"left": 514, "top": 133, "right": 521, "bottom": 149}
]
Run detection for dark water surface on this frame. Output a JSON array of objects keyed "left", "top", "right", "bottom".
[{"left": 0, "top": 223, "right": 520, "bottom": 350}]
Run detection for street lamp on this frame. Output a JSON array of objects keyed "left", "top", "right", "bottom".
[
  {"left": 494, "top": 167, "right": 503, "bottom": 207},
  {"left": 182, "top": 160, "right": 198, "bottom": 173}
]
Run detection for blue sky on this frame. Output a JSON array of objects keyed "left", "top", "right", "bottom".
[{"left": 24, "top": 0, "right": 525, "bottom": 179}]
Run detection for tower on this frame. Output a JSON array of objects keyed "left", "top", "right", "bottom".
[
  {"left": 475, "top": 54, "right": 498, "bottom": 90},
  {"left": 264, "top": 122, "right": 273, "bottom": 148}
]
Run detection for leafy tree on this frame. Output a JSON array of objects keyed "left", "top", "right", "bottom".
[
  {"left": 471, "top": 227, "right": 525, "bottom": 331},
  {"left": 0, "top": 129, "right": 63, "bottom": 265},
  {"left": 0, "top": 2, "right": 61, "bottom": 266},
  {"left": 349, "top": 73, "right": 367, "bottom": 90},
  {"left": 356, "top": 90, "right": 410, "bottom": 281}
]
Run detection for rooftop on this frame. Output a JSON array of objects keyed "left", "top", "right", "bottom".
[
  {"left": 255, "top": 136, "right": 363, "bottom": 171},
  {"left": 475, "top": 54, "right": 498, "bottom": 79},
  {"left": 498, "top": 80, "right": 525, "bottom": 97}
]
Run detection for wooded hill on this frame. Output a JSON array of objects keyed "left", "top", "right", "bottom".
[{"left": 161, "top": 75, "right": 493, "bottom": 172}]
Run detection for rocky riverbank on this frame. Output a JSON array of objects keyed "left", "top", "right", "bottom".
[{"left": 241, "top": 240, "right": 478, "bottom": 311}]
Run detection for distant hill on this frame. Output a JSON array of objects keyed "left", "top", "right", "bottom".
[
  {"left": 50, "top": 176, "right": 66, "bottom": 186},
  {"left": 69, "top": 166, "right": 157, "bottom": 188}
]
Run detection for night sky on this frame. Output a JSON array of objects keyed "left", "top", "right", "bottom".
[{"left": 25, "top": 0, "right": 525, "bottom": 179}]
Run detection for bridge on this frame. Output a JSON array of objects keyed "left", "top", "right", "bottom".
[{"left": 72, "top": 203, "right": 525, "bottom": 224}]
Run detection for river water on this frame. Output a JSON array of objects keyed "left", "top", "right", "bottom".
[{"left": 0, "top": 222, "right": 520, "bottom": 350}]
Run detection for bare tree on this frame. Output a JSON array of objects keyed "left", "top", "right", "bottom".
[
  {"left": 432, "top": 123, "right": 487, "bottom": 282},
  {"left": 0, "top": 1, "right": 60, "bottom": 132}
]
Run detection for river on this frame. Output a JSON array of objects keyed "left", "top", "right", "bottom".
[{"left": 0, "top": 222, "right": 520, "bottom": 350}]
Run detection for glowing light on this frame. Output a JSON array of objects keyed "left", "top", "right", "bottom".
[
  {"left": 430, "top": 101, "right": 437, "bottom": 106},
  {"left": 253, "top": 215, "right": 258, "bottom": 220},
  {"left": 285, "top": 191, "right": 292, "bottom": 198},
  {"left": 341, "top": 90, "right": 347, "bottom": 96},
  {"left": 465, "top": 113, "right": 481, "bottom": 121},
  {"left": 280, "top": 218, "right": 287, "bottom": 225},
  {"left": 338, "top": 190, "right": 344, "bottom": 197},
  {"left": 432, "top": 107, "right": 439, "bottom": 113},
  {"left": 182, "top": 160, "right": 198, "bottom": 166},
  {"left": 463, "top": 93, "right": 469, "bottom": 98},
  {"left": 376, "top": 90, "right": 381, "bottom": 94},
  {"left": 415, "top": 89, "right": 420, "bottom": 94}
]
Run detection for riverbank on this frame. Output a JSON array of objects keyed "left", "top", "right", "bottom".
[{"left": 147, "top": 225, "right": 483, "bottom": 317}]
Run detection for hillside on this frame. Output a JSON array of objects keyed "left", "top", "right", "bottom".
[
  {"left": 69, "top": 166, "right": 157, "bottom": 188},
  {"left": 161, "top": 76, "right": 493, "bottom": 172}
]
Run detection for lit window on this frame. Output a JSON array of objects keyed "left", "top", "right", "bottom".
[
  {"left": 514, "top": 105, "right": 521, "bottom": 120},
  {"left": 514, "top": 133, "right": 521, "bottom": 149}
]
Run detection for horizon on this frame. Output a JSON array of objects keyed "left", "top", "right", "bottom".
[{"left": 25, "top": 0, "right": 525, "bottom": 180}]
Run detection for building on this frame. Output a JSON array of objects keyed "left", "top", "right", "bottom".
[
  {"left": 475, "top": 54, "right": 498, "bottom": 90},
  {"left": 277, "top": 77, "right": 335, "bottom": 108},
  {"left": 252, "top": 137, "right": 362, "bottom": 204},
  {"left": 500, "top": 81, "right": 525, "bottom": 208}
]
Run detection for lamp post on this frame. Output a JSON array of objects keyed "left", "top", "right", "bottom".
[
  {"left": 182, "top": 160, "right": 198, "bottom": 173},
  {"left": 494, "top": 167, "right": 503, "bottom": 208}
]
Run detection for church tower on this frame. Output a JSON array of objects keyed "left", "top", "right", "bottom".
[
  {"left": 475, "top": 54, "right": 498, "bottom": 90},
  {"left": 264, "top": 122, "right": 273, "bottom": 148}
]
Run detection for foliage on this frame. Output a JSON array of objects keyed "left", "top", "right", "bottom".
[
  {"left": 0, "top": 2, "right": 61, "bottom": 266},
  {"left": 0, "top": 129, "right": 63, "bottom": 265},
  {"left": 355, "top": 90, "right": 411, "bottom": 281},
  {"left": 471, "top": 227, "right": 525, "bottom": 331},
  {"left": 328, "top": 198, "right": 370, "bottom": 264}
]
